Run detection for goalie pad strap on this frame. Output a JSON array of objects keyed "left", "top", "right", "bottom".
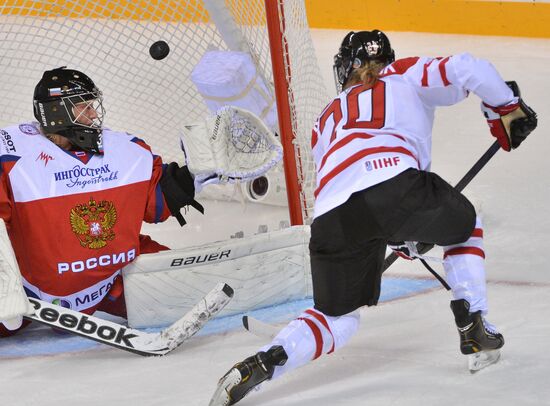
[{"left": 160, "top": 163, "right": 204, "bottom": 226}]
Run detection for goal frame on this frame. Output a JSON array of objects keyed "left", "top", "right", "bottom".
[{"left": 265, "top": 0, "right": 305, "bottom": 225}]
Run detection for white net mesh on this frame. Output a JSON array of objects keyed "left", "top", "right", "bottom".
[
  {"left": 222, "top": 109, "right": 275, "bottom": 158},
  {"left": 0, "top": 0, "right": 329, "bottom": 222}
]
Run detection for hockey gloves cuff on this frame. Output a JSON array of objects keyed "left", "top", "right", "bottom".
[{"left": 160, "top": 162, "right": 204, "bottom": 226}]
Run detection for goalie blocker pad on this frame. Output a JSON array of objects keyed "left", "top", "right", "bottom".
[{"left": 122, "top": 226, "right": 311, "bottom": 328}]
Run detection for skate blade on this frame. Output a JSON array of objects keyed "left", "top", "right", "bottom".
[
  {"left": 209, "top": 369, "right": 242, "bottom": 406},
  {"left": 468, "top": 349, "right": 501, "bottom": 373}
]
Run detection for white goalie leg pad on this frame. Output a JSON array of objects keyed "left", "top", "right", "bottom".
[
  {"left": 122, "top": 226, "right": 311, "bottom": 328},
  {"left": 0, "top": 219, "right": 33, "bottom": 322},
  {"left": 443, "top": 216, "right": 488, "bottom": 314},
  {"left": 260, "top": 308, "right": 360, "bottom": 380}
]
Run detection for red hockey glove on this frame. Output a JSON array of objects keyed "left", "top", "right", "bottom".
[{"left": 480, "top": 82, "right": 537, "bottom": 151}]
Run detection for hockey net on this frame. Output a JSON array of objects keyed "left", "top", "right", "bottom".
[{"left": 0, "top": 0, "right": 329, "bottom": 229}]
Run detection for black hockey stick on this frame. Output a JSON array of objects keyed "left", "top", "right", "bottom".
[
  {"left": 382, "top": 140, "right": 501, "bottom": 273},
  {"left": 24, "top": 283, "right": 234, "bottom": 356}
]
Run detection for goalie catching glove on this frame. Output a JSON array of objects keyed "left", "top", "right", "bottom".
[
  {"left": 481, "top": 81, "right": 537, "bottom": 151},
  {"left": 180, "top": 106, "right": 283, "bottom": 192}
]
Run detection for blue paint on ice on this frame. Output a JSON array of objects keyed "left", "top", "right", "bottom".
[
  {"left": 0, "top": 277, "right": 439, "bottom": 358},
  {"left": 198, "top": 277, "right": 439, "bottom": 336}
]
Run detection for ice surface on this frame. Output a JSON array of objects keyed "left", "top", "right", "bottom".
[{"left": 1, "top": 30, "right": 549, "bottom": 406}]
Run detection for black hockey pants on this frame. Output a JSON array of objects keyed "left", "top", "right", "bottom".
[{"left": 309, "top": 168, "right": 476, "bottom": 316}]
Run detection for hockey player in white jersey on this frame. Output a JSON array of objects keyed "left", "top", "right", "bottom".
[{"left": 210, "top": 30, "right": 537, "bottom": 405}]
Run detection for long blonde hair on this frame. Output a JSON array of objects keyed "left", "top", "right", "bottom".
[{"left": 344, "top": 60, "right": 386, "bottom": 90}]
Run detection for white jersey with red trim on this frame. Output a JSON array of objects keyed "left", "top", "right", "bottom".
[
  {"left": 312, "top": 52, "right": 516, "bottom": 218},
  {"left": 0, "top": 123, "right": 170, "bottom": 312}
]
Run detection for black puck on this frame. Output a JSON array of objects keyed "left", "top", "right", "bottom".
[{"left": 149, "top": 40, "right": 170, "bottom": 60}]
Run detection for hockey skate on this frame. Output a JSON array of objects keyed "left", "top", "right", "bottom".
[
  {"left": 209, "top": 345, "right": 288, "bottom": 406},
  {"left": 450, "top": 299, "right": 504, "bottom": 373}
]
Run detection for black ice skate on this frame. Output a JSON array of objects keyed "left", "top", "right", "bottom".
[
  {"left": 450, "top": 299, "right": 504, "bottom": 372},
  {"left": 209, "top": 345, "right": 288, "bottom": 406}
]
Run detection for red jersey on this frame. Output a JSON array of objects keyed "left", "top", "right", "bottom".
[
  {"left": 0, "top": 123, "right": 171, "bottom": 312},
  {"left": 312, "top": 53, "right": 516, "bottom": 218}
]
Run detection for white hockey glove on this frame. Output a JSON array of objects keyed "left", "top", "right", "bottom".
[
  {"left": 180, "top": 106, "right": 283, "bottom": 193},
  {"left": 0, "top": 219, "right": 34, "bottom": 330},
  {"left": 387, "top": 241, "right": 419, "bottom": 261},
  {"left": 388, "top": 240, "right": 445, "bottom": 264}
]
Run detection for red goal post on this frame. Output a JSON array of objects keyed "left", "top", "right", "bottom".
[{"left": 265, "top": 0, "right": 304, "bottom": 225}]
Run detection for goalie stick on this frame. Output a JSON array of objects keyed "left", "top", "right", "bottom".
[{"left": 24, "top": 283, "right": 234, "bottom": 356}]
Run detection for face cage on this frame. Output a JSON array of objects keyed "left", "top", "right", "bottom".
[
  {"left": 333, "top": 55, "right": 352, "bottom": 94},
  {"left": 62, "top": 91, "right": 105, "bottom": 130}
]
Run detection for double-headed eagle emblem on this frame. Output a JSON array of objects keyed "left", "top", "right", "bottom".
[{"left": 70, "top": 197, "right": 117, "bottom": 249}]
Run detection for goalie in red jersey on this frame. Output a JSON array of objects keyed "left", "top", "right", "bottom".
[
  {"left": 0, "top": 67, "right": 205, "bottom": 336},
  {"left": 210, "top": 30, "right": 537, "bottom": 405}
]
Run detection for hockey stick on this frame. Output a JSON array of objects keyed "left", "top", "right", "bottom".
[
  {"left": 242, "top": 315, "right": 279, "bottom": 340},
  {"left": 24, "top": 283, "right": 234, "bottom": 356},
  {"left": 382, "top": 140, "right": 501, "bottom": 273}
]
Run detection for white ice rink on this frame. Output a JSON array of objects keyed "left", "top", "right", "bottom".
[{"left": 1, "top": 30, "right": 550, "bottom": 406}]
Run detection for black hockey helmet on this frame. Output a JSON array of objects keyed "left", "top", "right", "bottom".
[
  {"left": 33, "top": 67, "right": 105, "bottom": 154},
  {"left": 333, "top": 30, "right": 395, "bottom": 93}
]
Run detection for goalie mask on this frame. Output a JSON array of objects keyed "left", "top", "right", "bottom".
[
  {"left": 333, "top": 30, "right": 395, "bottom": 93},
  {"left": 33, "top": 67, "right": 105, "bottom": 154}
]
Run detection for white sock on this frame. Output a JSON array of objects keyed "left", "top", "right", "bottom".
[
  {"left": 261, "top": 308, "right": 360, "bottom": 379},
  {"left": 443, "top": 216, "right": 488, "bottom": 314}
]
